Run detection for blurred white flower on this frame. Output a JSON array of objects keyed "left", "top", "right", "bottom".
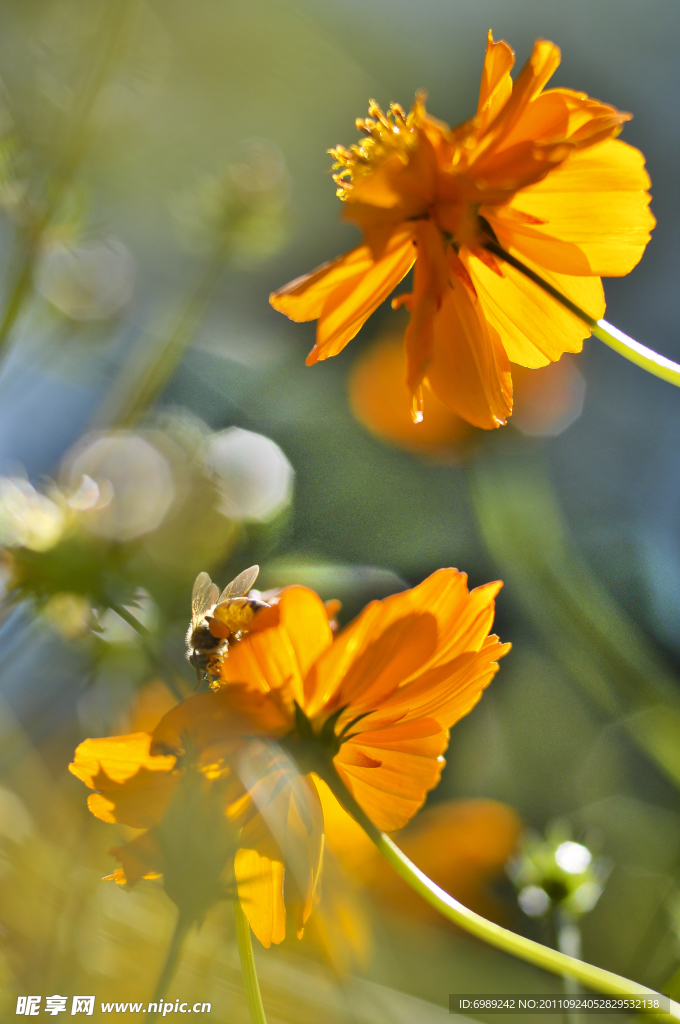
[
  {"left": 509, "top": 824, "right": 610, "bottom": 920},
  {"left": 63, "top": 433, "right": 175, "bottom": 541},
  {"left": 206, "top": 427, "right": 293, "bottom": 521},
  {"left": 65, "top": 474, "right": 113, "bottom": 512},
  {"left": 555, "top": 841, "right": 592, "bottom": 875},
  {"left": 518, "top": 885, "right": 551, "bottom": 917},
  {"left": 37, "top": 238, "right": 135, "bottom": 320},
  {"left": 0, "top": 477, "right": 67, "bottom": 551}
]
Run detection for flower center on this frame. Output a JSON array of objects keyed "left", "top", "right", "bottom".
[{"left": 330, "top": 100, "right": 418, "bottom": 199}]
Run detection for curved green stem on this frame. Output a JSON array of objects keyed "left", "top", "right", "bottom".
[
  {"left": 374, "top": 833, "right": 680, "bottom": 1014},
  {"left": 485, "top": 240, "right": 680, "bottom": 389},
  {"left": 320, "top": 766, "right": 678, "bottom": 1019},
  {"left": 145, "top": 911, "right": 192, "bottom": 1024},
  {"left": 234, "top": 897, "right": 268, "bottom": 1024},
  {"left": 593, "top": 320, "right": 680, "bottom": 387}
]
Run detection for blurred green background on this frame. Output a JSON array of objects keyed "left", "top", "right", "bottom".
[{"left": 1, "top": 0, "right": 680, "bottom": 1020}]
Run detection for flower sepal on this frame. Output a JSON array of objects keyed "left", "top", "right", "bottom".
[{"left": 280, "top": 701, "right": 345, "bottom": 777}]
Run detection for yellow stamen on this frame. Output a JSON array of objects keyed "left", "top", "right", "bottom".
[{"left": 329, "top": 99, "right": 418, "bottom": 199}]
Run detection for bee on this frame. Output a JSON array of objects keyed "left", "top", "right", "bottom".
[{"left": 186, "top": 565, "right": 269, "bottom": 684}]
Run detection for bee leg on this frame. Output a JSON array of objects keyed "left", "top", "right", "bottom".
[{"left": 195, "top": 667, "right": 203, "bottom": 690}]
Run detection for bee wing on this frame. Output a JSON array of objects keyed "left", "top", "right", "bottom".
[
  {"left": 218, "top": 564, "right": 260, "bottom": 604},
  {"left": 191, "top": 572, "right": 220, "bottom": 626}
]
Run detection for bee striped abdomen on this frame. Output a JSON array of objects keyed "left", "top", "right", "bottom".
[{"left": 209, "top": 597, "right": 268, "bottom": 637}]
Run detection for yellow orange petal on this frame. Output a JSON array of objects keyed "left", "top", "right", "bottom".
[
  {"left": 217, "top": 613, "right": 297, "bottom": 696},
  {"left": 425, "top": 279, "right": 513, "bottom": 430},
  {"left": 465, "top": 246, "right": 604, "bottom": 367},
  {"left": 269, "top": 245, "right": 374, "bottom": 322},
  {"left": 476, "top": 38, "right": 561, "bottom": 163},
  {"left": 493, "top": 138, "right": 655, "bottom": 276},
  {"left": 404, "top": 573, "right": 504, "bottom": 670},
  {"left": 69, "top": 733, "right": 175, "bottom": 788},
  {"left": 278, "top": 587, "right": 334, "bottom": 684},
  {"left": 151, "top": 687, "right": 291, "bottom": 757},
  {"left": 364, "top": 638, "right": 510, "bottom": 729},
  {"left": 494, "top": 90, "right": 628, "bottom": 159},
  {"left": 348, "top": 332, "right": 474, "bottom": 455},
  {"left": 235, "top": 815, "right": 286, "bottom": 948},
  {"left": 501, "top": 38, "right": 561, "bottom": 122},
  {"left": 307, "top": 603, "right": 434, "bottom": 718},
  {"left": 470, "top": 91, "right": 575, "bottom": 195},
  {"left": 402, "top": 220, "right": 450, "bottom": 396},
  {"left": 309, "top": 228, "right": 416, "bottom": 364},
  {"left": 304, "top": 600, "right": 387, "bottom": 719},
  {"left": 233, "top": 766, "right": 326, "bottom": 944},
  {"left": 220, "top": 586, "right": 332, "bottom": 708},
  {"left": 476, "top": 31, "right": 514, "bottom": 132},
  {"left": 68, "top": 735, "right": 178, "bottom": 829},
  {"left": 70, "top": 733, "right": 179, "bottom": 829},
  {"left": 334, "top": 718, "right": 447, "bottom": 832},
  {"left": 308, "top": 569, "right": 501, "bottom": 719},
  {"left": 497, "top": 90, "right": 570, "bottom": 152},
  {"left": 548, "top": 89, "right": 631, "bottom": 147},
  {"left": 300, "top": 862, "right": 373, "bottom": 974},
  {"left": 329, "top": 610, "right": 438, "bottom": 715},
  {"left": 315, "top": 775, "right": 375, "bottom": 873},
  {"left": 86, "top": 772, "right": 179, "bottom": 829}
]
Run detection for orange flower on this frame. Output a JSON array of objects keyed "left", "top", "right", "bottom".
[
  {"left": 349, "top": 330, "right": 587, "bottom": 453},
  {"left": 349, "top": 329, "right": 475, "bottom": 457},
  {"left": 270, "top": 32, "right": 654, "bottom": 429},
  {"left": 70, "top": 569, "right": 508, "bottom": 947}
]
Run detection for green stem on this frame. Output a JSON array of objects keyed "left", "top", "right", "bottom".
[
  {"left": 592, "top": 319, "right": 680, "bottom": 388},
  {"left": 321, "top": 766, "right": 678, "bottom": 1018},
  {"left": 234, "top": 896, "right": 268, "bottom": 1024},
  {"left": 485, "top": 240, "right": 680, "bottom": 389},
  {"left": 144, "top": 910, "right": 191, "bottom": 1024}
]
